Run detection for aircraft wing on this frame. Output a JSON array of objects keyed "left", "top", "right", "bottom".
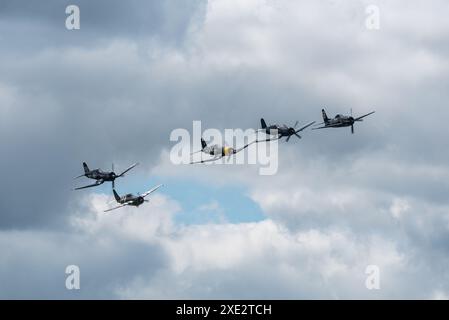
[
  {"left": 234, "top": 137, "right": 280, "bottom": 151},
  {"left": 189, "top": 155, "right": 223, "bottom": 164},
  {"left": 234, "top": 139, "right": 257, "bottom": 153},
  {"left": 256, "top": 136, "right": 280, "bottom": 142},
  {"left": 354, "top": 111, "right": 375, "bottom": 121},
  {"left": 103, "top": 202, "right": 130, "bottom": 213},
  {"left": 117, "top": 163, "right": 139, "bottom": 177},
  {"left": 142, "top": 184, "right": 163, "bottom": 198},
  {"left": 312, "top": 123, "right": 341, "bottom": 129},
  {"left": 190, "top": 150, "right": 203, "bottom": 156},
  {"left": 74, "top": 180, "right": 104, "bottom": 190},
  {"left": 295, "top": 121, "right": 316, "bottom": 133}
]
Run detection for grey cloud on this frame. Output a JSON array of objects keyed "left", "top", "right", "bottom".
[
  {"left": 0, "top": 0, "right": 206, "bottom": 229},
  {"left": 1, "top": 0, "right": 449, "bottom": 299},
  {"left": 0, "top": 230, "right": 168, "bottom": 299},
  {"left": 0, "top": 0, "right": 206, "bottom": 49}
]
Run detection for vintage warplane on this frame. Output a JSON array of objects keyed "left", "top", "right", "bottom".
[
  {"left": 74, "top": 162, "right": 138, "bottom": 190},
  {"left": 104, "top": 184, "right": 163, "bottom": 212},
  {"left": 313, "top": 108, "right": 375, "bottom": 134},
  {"left": 189, "top": 138, "right": 257, "bottom": 164},
  {"left": 259, "top": 118, "right": 315, "bottom": 142}
]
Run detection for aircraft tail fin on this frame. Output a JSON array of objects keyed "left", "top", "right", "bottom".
[
  {"left": 322, "top": 109, "right": 329, "bottom": 124},
  {"left": 113, "top": 189, "right": 121, "bottom": 202},
  {"left": 261, "top": 118, "right": 267, "bottom": 129},
  {"left": 201, "top": 138, "right": 207, "bottom": 149},
  {"left": 83, "top": 162, "right": 90, "bottom": 174}
]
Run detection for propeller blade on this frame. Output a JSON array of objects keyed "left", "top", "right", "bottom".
[
  {"left": 74, "top": 174, "right": 85, "bottom": 179},
  {"left": 351, "top": 124, "right": 354, "bottom": 134},
  {"left": 295, "top": 133, "right": 301, "bottom": 139},
  {"left": 293, "top": 120, "right": 299, "bottom": 128},
  {"left": 286, "top": 135, "right": 291, "bottom": 142}
]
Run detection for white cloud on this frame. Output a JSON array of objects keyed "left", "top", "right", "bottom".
[
  {"left": 117, "top": 219, "right": 409, "bottom": 299},
  {"left": 2, "top": 0, "right": 449, "bottom": 299},
  {"left": 390, "top": 198, "right": 410, "bottom": 220},
  {"left": 70, "top": 192, "right": 180, "bottom": 243}
]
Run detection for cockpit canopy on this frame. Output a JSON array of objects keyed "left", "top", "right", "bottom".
[{"left": 335, "top": 114, "right": 342, "bottom": 118}]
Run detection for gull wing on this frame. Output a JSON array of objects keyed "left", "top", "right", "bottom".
[
  {"left": 117, "top": 163, "right": 139, "bottom": 177},
  {"left": 74, "top": 180, "right": 104, "bottom": 190}
]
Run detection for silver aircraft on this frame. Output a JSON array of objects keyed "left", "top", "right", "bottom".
[
  {"left": 189, "top": 138, "right": 257, "bottom": 164},
  {"left": 104, "top": 184, "right": 163, "bottom": 212}
]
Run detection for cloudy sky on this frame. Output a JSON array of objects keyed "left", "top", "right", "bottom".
[{"left": 1, "top": 0, "right": 449, "bottom": 299}]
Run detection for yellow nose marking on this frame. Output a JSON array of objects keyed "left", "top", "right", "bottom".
[{"left": 224, "top": 146, "right": 232, "bottom": 155}]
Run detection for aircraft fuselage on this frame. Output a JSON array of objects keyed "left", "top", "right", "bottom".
[
  {"left": 118, "top": 194, "right": 144, "bottom": 207},
  {"left": 265, "top": 125, "right": 293, "bottom": 137},
  {"left": 86, "top": 170, "right": 116, "bottom": 181},
  {"left": 326, "top": 115, "right": 355, "bottom": 128},
  {"left": 203, "top": 145, "right": 234, "bottom": 156}
]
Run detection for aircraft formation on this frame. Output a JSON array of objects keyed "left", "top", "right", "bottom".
[
  {"left": 74, "top": 161, "right": 162, "bottom": 212},
  {"left": 189, "top": 108, "right": 375, "bottom": 164},
  {"left": 73, "top": 108, "right": 375, "bottom": 212}
]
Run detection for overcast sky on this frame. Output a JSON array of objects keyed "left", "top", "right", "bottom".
[{"left": 1, "top": 0, "right": 449, "bottom": 299}]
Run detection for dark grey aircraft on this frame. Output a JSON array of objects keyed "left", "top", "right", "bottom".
[
  {"left": 313, "top": 108, "right": 375, "bottom": 134},
  {"left": 259, "top": 118, "right": 315, "bottom": 142},
  {"left": 190, "top": 138, "right": 256, "bottom": 164},
  {"left": 74, "top": 162, "right": 138, "bottom": 190},
  {"left": 104, "top": 184, "right": 163, "bottom": 212}
]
